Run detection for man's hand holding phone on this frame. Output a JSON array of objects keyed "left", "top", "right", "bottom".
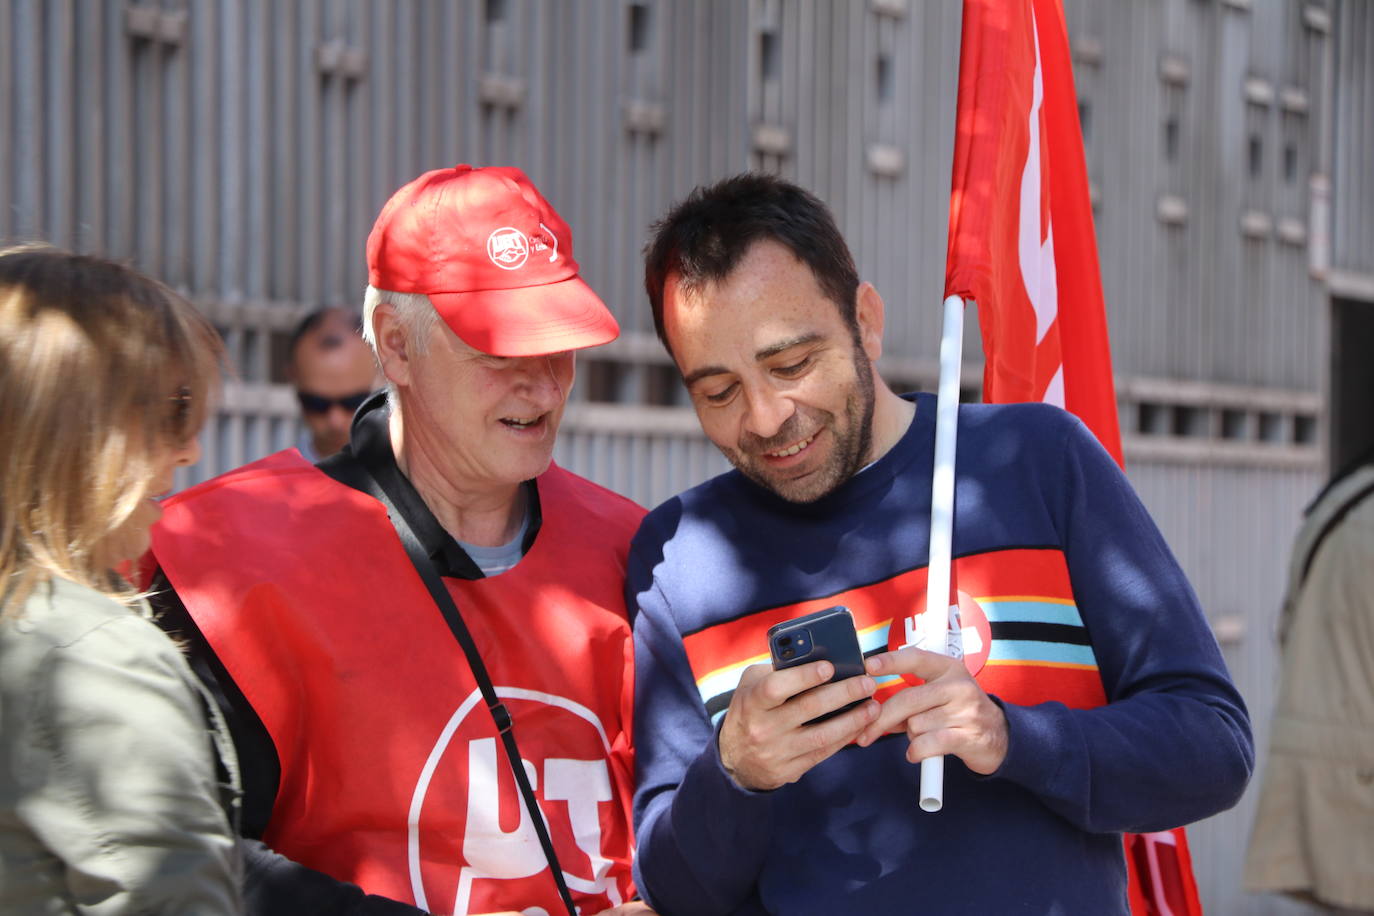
[
  {"left": 719, "top": 661, "right": 879, "bottom": 791},
  {"left": 855, "top": 645, "right": 1009, "bottom": 776},
  {"left": 718, "top": 607, "right": 879, "bottom": 791}
]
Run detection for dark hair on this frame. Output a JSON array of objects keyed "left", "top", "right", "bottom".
[
  {"left": 288, "top": 305, "right": 363, "bottom": 363},
  {"left": 643, "top": 173, "right": 860, "bottom": 353}
]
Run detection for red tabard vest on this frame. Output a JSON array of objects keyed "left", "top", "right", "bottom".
[{"left": 152, "top": 451, "right": 645, "bottom": 915}]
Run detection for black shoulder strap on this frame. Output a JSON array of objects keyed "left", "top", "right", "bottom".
[{"left": 320, "top": 450, "right": 578, "bottom": 916}]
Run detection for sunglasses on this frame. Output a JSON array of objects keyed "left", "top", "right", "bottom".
[{"left": 297, "top": 389, "right": 373, "bottom": 415}]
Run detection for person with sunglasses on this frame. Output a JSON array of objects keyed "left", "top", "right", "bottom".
[{"left": 287, "top": 306, "right": 383, "bottom": 462}]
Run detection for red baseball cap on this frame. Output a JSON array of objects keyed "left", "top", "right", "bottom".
[{"left": 366, "top": 165, "right": 619, "bottom": 357}]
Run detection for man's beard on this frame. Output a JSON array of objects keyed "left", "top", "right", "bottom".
[{"left": 722, "top": 342, "right": 876, "bottom": 504}]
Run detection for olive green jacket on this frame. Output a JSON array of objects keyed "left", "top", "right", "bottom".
[{"left": 0, "top": 575, "right": 242, "bottom": 914}]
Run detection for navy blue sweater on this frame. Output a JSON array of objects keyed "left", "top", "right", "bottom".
[{"left": 627, "top": 394, "right": 1252, "bottom": 915}]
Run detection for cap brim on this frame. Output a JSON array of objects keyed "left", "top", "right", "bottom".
[{"left": 429, "top": 275, "right": 620, "bottom": 357}]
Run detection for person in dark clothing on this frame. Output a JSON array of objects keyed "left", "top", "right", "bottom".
[{"left": 627, "top": 173, "right": 1253, "bottom": 915}]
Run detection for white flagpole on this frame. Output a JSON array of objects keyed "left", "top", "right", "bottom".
[{"left": 919, "top": 294, "right": 967, "bottom": 813}]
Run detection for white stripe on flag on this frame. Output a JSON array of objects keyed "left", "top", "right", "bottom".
[
  {"left": 1042, "top": 364, "right": 1064, "bottom": 407},
  {"left": 1019, "top": 7, "right": 1059, "bottom": 347}
]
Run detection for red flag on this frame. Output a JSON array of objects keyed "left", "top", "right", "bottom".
[
  {"left": 1128, "top": 828, "right": 1205, "bottom": 916},
  {"left": 943, "top": 1, "right": 1201, "bottom": 913},
  {"left": 944, "top": 0, "right": 1122, "bottom": 466}
]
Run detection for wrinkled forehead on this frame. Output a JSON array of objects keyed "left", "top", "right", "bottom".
[
  {"left": 662, "top": 241, "right": 843, "bottom": 372},
  {"left": 296, "top": 324, "right": 371, "bottom": 361},
  {"left": 295, "top": 349, "right": 380, "bottom": 394}
]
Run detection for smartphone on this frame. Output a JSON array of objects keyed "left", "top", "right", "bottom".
[{"left": 767, "top": 606, "right": 867, "bottom": 724}]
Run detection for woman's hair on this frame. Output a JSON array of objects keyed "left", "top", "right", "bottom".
[{"left": 0, "top": 244, "right": 222, "bottom": 614}]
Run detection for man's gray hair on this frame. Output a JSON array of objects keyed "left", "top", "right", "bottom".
[
  {"left": 361, "top": 286, "right": 441, "bottom": 405},
  {"left": 361, "top": 286, "right": 439, "bottom": 355}
]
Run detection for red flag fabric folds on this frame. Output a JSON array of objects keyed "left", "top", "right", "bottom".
[
  {"left": 944, "top": 1, "right": 1202, "bottom": 913},
  {"left": 944, "top": 0, "right": 1123, "bottom": 466}
]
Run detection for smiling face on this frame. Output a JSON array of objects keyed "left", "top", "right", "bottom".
[
  {"left": 664, "top": 240, "right": 883, "bottom": 503},
  {"left": 392, "top": 315, "right": 576, "bottom": 492}
]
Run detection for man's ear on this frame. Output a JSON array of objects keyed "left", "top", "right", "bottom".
[
  {"left": 371, "top": 303, "right": 412, "bottom": 388},
  {"left": 855, "top": 282, "right": 886, "bottom": 362}
]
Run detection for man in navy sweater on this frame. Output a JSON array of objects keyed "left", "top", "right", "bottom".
[{"left": 627, "top": 173, "right": 1253, "bottom": 915}]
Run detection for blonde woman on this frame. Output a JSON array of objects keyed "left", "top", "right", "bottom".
[{"left": 0, "top": 246, "right": 242, "bottom": 914}]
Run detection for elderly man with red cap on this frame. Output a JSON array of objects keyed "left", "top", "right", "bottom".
[{"left": 147, "top": 166, "right": 653, "bottom": 916}]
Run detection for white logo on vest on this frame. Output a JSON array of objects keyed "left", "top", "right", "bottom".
[{"left": 407, "top": 686, "right": 624, "bottom": 915}]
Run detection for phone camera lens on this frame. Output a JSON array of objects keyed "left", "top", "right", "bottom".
[
  {"left": 780, "top": 636, "right": 792, "bottom": 646},
  {"left": 780, "top": 647, "right": 796, "bottom": 660}
]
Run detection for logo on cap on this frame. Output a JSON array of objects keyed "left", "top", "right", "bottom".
[
  {"left": 532, "top": 223, "right": 561, "bottom": 264},
  {"left": 487, "top": 228, "right": 530, "bottom": 270}
]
